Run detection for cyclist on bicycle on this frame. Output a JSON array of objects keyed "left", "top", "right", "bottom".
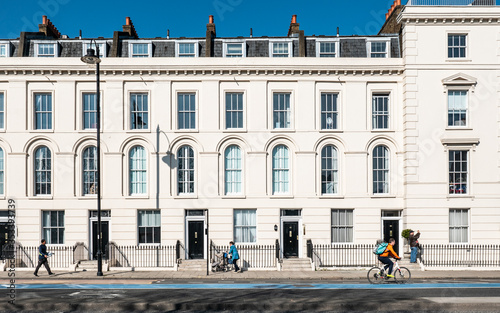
[{"left": 378, "top": 238, "right": 400, "bottom": 278}]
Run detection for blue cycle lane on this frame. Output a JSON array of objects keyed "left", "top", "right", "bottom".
[{"left": 5, "top": 282, "right": 500, "bottom": 290}]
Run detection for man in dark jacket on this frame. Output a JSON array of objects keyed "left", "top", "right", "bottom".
[
  {"left": 34, "top": 239, "right": 54, "bottom": 276},
  {"left": 409, "top": 230, "right": 420, "bottom": 263}
]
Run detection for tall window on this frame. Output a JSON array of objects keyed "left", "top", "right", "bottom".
[
  {"left": 129, "top": 146, "right": 147, "bottom": 195},
  {"left": 321, "top": 93, "right": 338, "bottom": 130},
  {"left": 321, "top": 145, "right": 338, "bottom": 195},
  {"left": 225, "top": 145, "right": 242, "bottom": 195},
  {"left": 34, "top": 93, "right": 52, "bottom": 130},
  {"left": 178, "top": 43, "right": 196, "bottom": 57},
  {"left": 449, "top": 150, "right": 468, "bottom": 195},
  {"left": 319, "top": 42, "right": 337, "bottom": 57},
  {"left": 225, "top": 43, "right": 243, "bottom": 57},
  {"left": 449, "top": 209, "right": 469, "bottom": 243},
  {"left": 178, "top": 145, "right": 194, "bottom": 194},
  {"left": 225, "top": 93, "right": 243, "bottom": 129},
  {"left": 0, "top": 148, "right": 4, "bottom": 195},
  {"left": 37, "top": 43, "right": 56, "bottom": 57},
  {"left": 82, "top": 146, "right": 97, "bottom": 195},
  {"left": 0, "top": 92, "right": 4, "bottom": 129},
  {"left": 131, "top": 43, "right": 149, "bottom": 57},
  {"left": 448, "top": 90, "right": 467, "bottom": 127},
  {"left": 35, "top": 146, "right": 51, "bottom": 195},
  {"left": 272, "top": 145, "right": 289, "bottom": 194},
  {"left": 372, "top": 93, "right": 389, "bottom": 130},
  {"left": 42, "top": 211, "right": 64, "bottom": 244},
  {"left": 273, "top": 93, "right": 291, "bottom": 129},
  {"left": 178, "top": 93, "right": 196, "bottom": 129},
  {"left": 130, "top": 93, "right": 148, "bottom": 130},
  {"left": 138, "top": 210, "right": 160, "bottom": 244},
  {"left": 370, "top": 41, "right": 387, "bottom": 58},
  {"left": 234, "top": 209, "right": 256, "bottom": 243},
  {"left": 272, "top": 42, "right": 290, "bottom": 57},
  {"left": 83, "top": 93, "right": 98, "bottom": 129},
  {"left": 331, "top": 209, "right": 353, "bottom": 243},
  {"left": 373, "top": 145, "right": 389, "bottom": 194},
  {"left": 448, "top": 34, "right": 466, "bottom": 58}
]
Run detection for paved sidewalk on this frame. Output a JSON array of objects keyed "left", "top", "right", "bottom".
[{"left": 4, "top": 268, "right": 500, "bottom": 282}]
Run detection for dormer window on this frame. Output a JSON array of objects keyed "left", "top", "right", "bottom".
[
  {"left": 368, "top": 40, "right": 389, "bottom": 58},
  {"left": 83, "top": 41, "right": 106, "bottom": 58},
  {"left": 0, "top": 42, "right": 9, "bottom": 57},
  {"left": 177, "top": 42, "right": 198, "bottom": 57},
  {"left": 224, "top": 42, "right": 245, "bottom": 57},
  {"left": 35, "top": 42, "right": 58, "bottom": 57},
  {"left": 315, "top": 39, "right": 339, "bottom": 58},
  {"left": 129, "top": 42, "right": 152, "bottom": 58},
  {"left": 270, "top": 41, "right": 292, "bottom": 58}
]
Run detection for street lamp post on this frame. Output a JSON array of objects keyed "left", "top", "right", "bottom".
[{"left": 81, "top": 41, "right": 103, "bottom": 276}]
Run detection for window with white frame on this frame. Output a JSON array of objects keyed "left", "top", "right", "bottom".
[
  {"left": 0, "top": 43, "right": 9, "bottom": 57},
  {"left": 42, "top": 211, "right": 64, "bottom": 244},
  {"left": 271, "top": 42, "right": 291, "bottom": 57},
  {"left": 83, "top": 93, "right": 98, "bottom": 129},
  {"left": 369, "top": 41, "right": 388, "bottom": 58},
  {"left": 0, "top": 147, "right": 4, "bottom": 195},
  {"left": 449, "top": 150, "right": 468, "bottom": 195},
  {"left": 34, "top": 93, "right": 52, "bottom": 130},
  {"left": 373, "top": 145, "right": 389, "bottom": 194},
  {"left": 321, "top": 145, "right": 338, "bottom": 195},
  {"left": 225, "top": 145, "right": 242, "bottom": 195},
  {"left": 331, "top": 209, "right": 353, "bottom": 243},
  {"left": 130, "top": 93, "right": 148, "bottom": 130},
  {"left": 449, "top": 209, "right": 469, "bottom": 243},
  {"left": 372, "top": 93, "right": 389, "bottom": 130},
  {"left": 318, "top": 42, "right": 337, "bottom": 57},
  {"left": 130, "top": 43, "right": 150, "bottom": 57},
  {"left": 83, "top": 42, "right": 106, "bottom": 58},
  {"left": 321, "top": 93, "right": 338, "bottom": 130},
  {"left": 178, "top": 42, "right": 197, "bottom": 57},
  {"left": 0, "top": 92, "right": 4, "bottom": 129},
  {"left": 273, "top": 93, "right": 291, "bottom": 129},
  {"left": 35, "top": 146, "right": 51, "bottom": 195},
  {"left": 448, "top": 34, "right": 466, "bottom": 59},
  {"left": 225, "top": 92, "right": 243, "bottom": 129},
  {"left": 178, "top": 93, "right": 196, "bottom": 130},
  {"left": 129, "top": 146, "right": 147, "bottom": 195},
  {"left": 82, "top": 146, "right": 97, "bottom": 195},
  {"left": 138, "top": 210, "right": 160, "bottom": 244},
  {"left": 234, "top": 209, "right": 256, "bottom": 243},
  {"left": 225, "top": 43, "right": 244, "bottom": 57},
  {"left": 272, "top": 145, "right": 289, "bottom": 194},
  {"left": 448, "top": 90, "right": 467, "bottom": 127},
  {"left": 178, "top": 145, "right": 194, "bottom": 194},
  {"left": 36, "top": 43, "right": 57, "bottom": 57}
]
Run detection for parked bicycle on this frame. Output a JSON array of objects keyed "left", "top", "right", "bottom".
[{"left": 367, "top": 260, "right": 411, "bottom": 284}]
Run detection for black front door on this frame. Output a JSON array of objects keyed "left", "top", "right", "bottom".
[
  {"left": 188, "top": 221, "right": 204, "bottom": 259},
  {"left": 383, "top": 220, "right": 399, "bottom": 256},
  {"left": 92, "top": 221, "right": 109, "bottom": 260},
  {"left": 0, "top": 223, "right": 10, "bottom": 259},
  {"left": 283, "top": 222, "right": 299, "bottom": 258}
]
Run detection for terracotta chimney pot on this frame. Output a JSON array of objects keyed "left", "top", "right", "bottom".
[
  {"left": 209, "top": 15, "right": 214, "bottom": 23},
  {"left": 126, "top": 17, "right": 131, "bottom": 26},
  {"left": 43, "top": 15, "right": 47, "bottom": 24},
  {"left": 291, "top": 15, "right": 297, "bottom": 23}
]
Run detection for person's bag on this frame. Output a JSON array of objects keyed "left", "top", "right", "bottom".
[{"left": 373, "top": 242, "right": 388, "bottom": 255}]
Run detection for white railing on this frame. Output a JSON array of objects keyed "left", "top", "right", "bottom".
[{"left": 407, "top": 0, "right": 496, "bottom": 5}]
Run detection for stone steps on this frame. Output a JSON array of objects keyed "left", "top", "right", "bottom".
[
  {"left": 76, "top": 260, "right": 98, "bottom": 271},
  {"left": 178, "top": 259, "right": 207, "bottom": 271},
  {"left": 281, "top": 258, "right": 312, "bottom": 271}
]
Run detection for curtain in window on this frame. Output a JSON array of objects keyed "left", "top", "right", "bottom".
[
  {"left": 449, "top": 209, "right": 468, "bottom": 243},
  {"left": 225, "top": 145, "right": 242, "bottom": 194},
  {"left": 373, "top": 145, "right": 389, "bottom": 194},
  {"left": 272, "top": 145, "right": 289, "bottom": 194},
  {"left": 321, "top": 145, "right": 338, "bottom": 194},
  {"left": 331, "top": 209, "right": 353, "bottom": 243},
  {"left": 129, "top": 146, "right": 147, "bottom": 195},
  {"left": 448, "top": 91, "right": 467, "bottom": 126},
  {"left": 35, "top": 146, "right": 51, "bottom": 195},
  {"left": 82, "top": 146, "right": 97, "bottom": 195},
  {"left": 42, "top": 211, "right": 64, "bottom": 244},
  {"left": 234, "top": 209, "right": 256, "bottom": 243}
]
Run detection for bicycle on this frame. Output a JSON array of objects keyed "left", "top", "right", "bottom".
[{"left": 367, "top": 260, "right": 411, "bottom": 284}]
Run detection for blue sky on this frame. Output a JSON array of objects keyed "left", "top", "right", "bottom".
[{"left": 0, "top": 0, "right": 403, "bottom": 39}]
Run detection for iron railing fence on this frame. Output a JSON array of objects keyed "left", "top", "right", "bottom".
[
  {"left": 107, "top": 243, "right": 176, "bottom": 268},
  {"left": 422, "top": 244, "right": 500, "bottom": 267},
  {"left": 310, "top": 244, "right": 378, "bottom": 268},
  {"left": 10, "top": 245, "right": 74, "bottom": 268},
  {"left": 407, "top": 0, "right": 496, "bottom": 5},
  {"left": 210, "top": 241, "right": 277, "bottom": 269}
]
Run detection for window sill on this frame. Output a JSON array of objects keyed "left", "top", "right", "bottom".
[
  {"left": 125, "top": 195, "right": 149, "bottom": 199},
  {"left": 319, "top": 195, "right": 344, "bottom": 199},
  {"left": 371, "top": 129, "right": 394, "bottom": 133},
  {"left": 126, "top": 129, "right": 151, "bottom": 133},
  {"left": 445, "top": 127, "right": 473, "bottom": 131},
  {"left": 174, "top": 195, "right": 198, "bottom": 199},
  {"left": 138, "top": 243, "right": 161, "bottom": 247},
  {"left": 319, "top": 129, "right": 343, "bottom": 133},
  {"left": 445, "top": 58, "right": 472, "bottom": 62},
  {"left": 28, "top": 196, "right": 54, "bottom": 200},
  {"left": 222, "top": 195, "right": 246, "bottom": 199},
  {"left": 30, "top": 129, "right": 54, "bottom": 133},
  {"left": 174, "top": 129, "right": 199, "bottom": 133},
  {"left": 270, "top": 195, "right": 294, "bottom": 199},
  {"left": 371, "top": 194, "right": 396, "bottom": 199},
  {"left": 447, "top": 195, "right": 474, "bottom": 200},
  {"left": 77, "top": 195, "right": 97, "bottom": 200},
  {"left": 79, "top": 129, "right": 102, "bottom": 133},
  {"left": 271, "top": 129, "right": 295, "bottom": 133},
  {"left": 223, "top": 129, "right": 247, "bottom": 133}
]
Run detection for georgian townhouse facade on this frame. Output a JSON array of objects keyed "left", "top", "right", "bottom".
[{"left": 0, "top": 0, "right": 499, "bottom": 262}]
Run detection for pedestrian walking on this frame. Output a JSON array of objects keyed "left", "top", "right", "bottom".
[
  {"left": 409, "top": 230, "right": 420, "bottom": 263},
  {"left": 229, "top": 241, "right": 240, "bottom": 273},
  {"left": 34, "top": 239, "right": 54, "bottom": 277}
]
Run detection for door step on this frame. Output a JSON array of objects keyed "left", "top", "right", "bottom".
[
  {"left": 281, "top": 258, "right": 313, "bottom": 271},
  {"left": 76, "top": 260, "right": 99, "bottom": 271},
  {"left": 178, "top": 259, "right": 207, "bottom": 271}
]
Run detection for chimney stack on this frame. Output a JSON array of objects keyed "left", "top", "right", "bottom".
[
  {"left": 38, "top": 15, "right": 61, "bottom": 38},
  {"left": 385, "top": 0, "right": 402, "bottom": 21},
  {"left": 205, "top": 15, "right": 216, "bottom": 57},
  {"left": 287, "top": 15, "right": 305, "bottom": 57},
  {"left": 122, "top": 16, "right": 138, "bottom": 38}
]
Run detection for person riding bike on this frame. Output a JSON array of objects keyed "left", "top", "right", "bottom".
[{"left": 378, "top": 238, "right": 400, "bottom": 278}]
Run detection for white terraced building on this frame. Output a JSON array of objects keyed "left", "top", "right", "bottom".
[{"left": 0, "top": 0, "right": 499, "bottom": 268}]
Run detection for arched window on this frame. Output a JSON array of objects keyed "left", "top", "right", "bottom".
[
  {"left": 0, "top": 147, "right": 4, "bottom": 195},
  {"left": 272, "top": 145, "right": 289, "bottom": 194},
  {"left": 225, "top": 145, "right": 242, "bottom": 195},
  {"left": 34, "top": 146, "right": 51, "bottom": 195},
  {"left": 321, "top": 145, "right": 338, "bottom": 195},
  {"left": 82, "top": 146, "right": 97, "bottom": 195},
  {"left": 178, "top": 145, "right": 194, "bottom": 194},
  {"left": 129, "top": 146, "right": 147, "bottom": 195},
  {"left": 373, "top": 145, "right": 389, "bottom": 194}
]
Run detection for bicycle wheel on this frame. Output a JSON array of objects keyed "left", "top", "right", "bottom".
[
  {"left": 367, "top": 267, "right": 384, "bottom": 284},
  {"left": 395, "top": 267, "right": 411, "bottom": 284}
]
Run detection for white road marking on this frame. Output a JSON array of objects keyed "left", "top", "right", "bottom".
[{"left": 422, "top": 297, "right": 500, "bottom": 304}]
